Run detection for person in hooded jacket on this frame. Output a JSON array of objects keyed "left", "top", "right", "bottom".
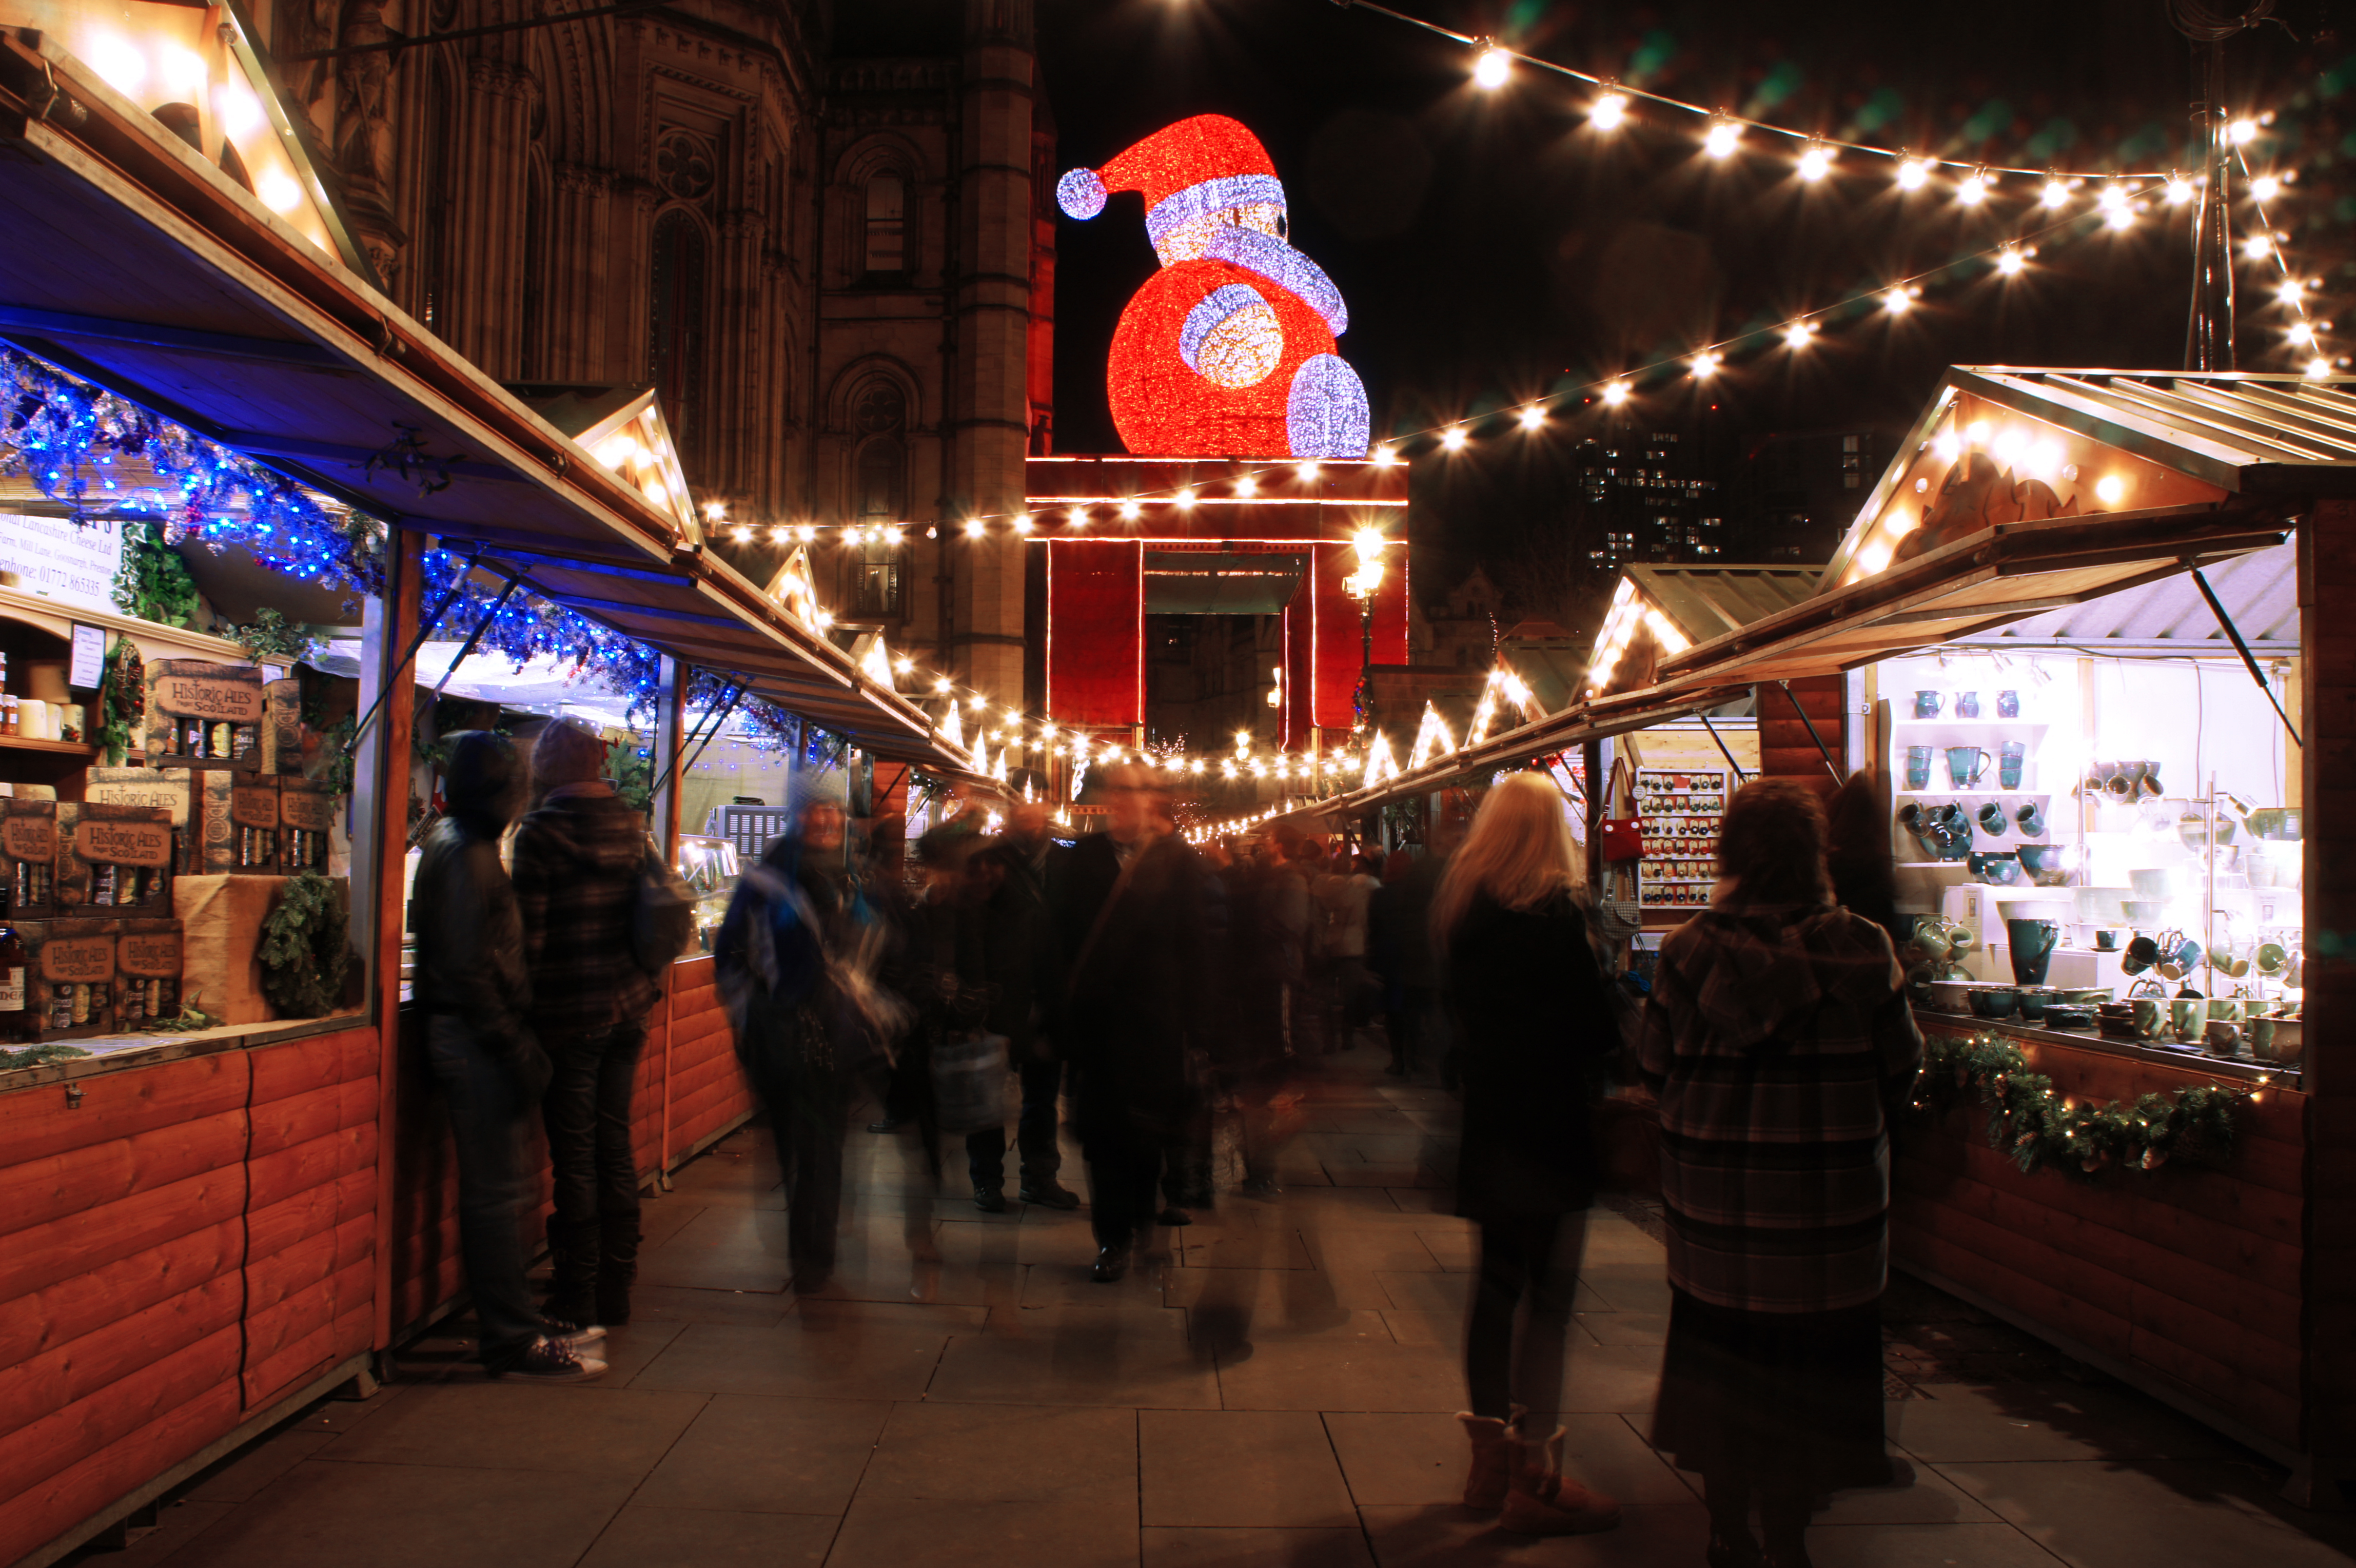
[
  {"left": 714, "top": 793, "right": 894, "bottom": 1292},
  {"left": 512, "top": 717, "right": 663, "bottom": 1328},
  {"left": 410, "top": 731, "right": 605, "bottom": 1381},
  {"left": 1432, "top": 771, "right": 1622, "bottom": 1537},
  {"left": 1640, "top": 780, "right": 1923, "bottom": 1568}
]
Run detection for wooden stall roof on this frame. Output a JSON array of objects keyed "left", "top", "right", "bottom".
[
  {"left": 1624, "top": 564, "right": 1822, "bottom": 648},
  {"left": 1271, "top": 366, "right": 2356, "bottom": 827},
  {"left": 0, "top": 31, "right": 981, "bottom": 780}
]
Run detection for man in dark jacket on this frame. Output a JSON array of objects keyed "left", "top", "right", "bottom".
[
  {"left": 972, "top": 800, "right": 1077, "bottom": 1210},
  {"left": 411, "top": 731, "right": 604, "bottom": 1381},
  {"left": 1055, "top": 767, "right": 1219, "bottom": 1281},
  {"left": 512, "top": 717, "right": 662, "bottom": 1328}
]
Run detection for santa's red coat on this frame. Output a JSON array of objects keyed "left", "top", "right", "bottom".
[{"left": 1108, "top": 257, "right": 1339, "bottom": 458}]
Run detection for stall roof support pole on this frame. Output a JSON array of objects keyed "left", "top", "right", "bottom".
[
  {"left": 652, "top": 656, "right": 688, "bottom": 861},
  {"left": 1778, "top": 679, "right": 1845, "bottom": 783},
  {"left": 2191, "top": 566, "right": 2305, "bottom": 749},
  {"left": 364, "top": 529, "right": 423, "bottom": 1355},
  {"left": 652, "top": 679, "right": 747, "bottom": 803},
  {"left": 423, "top": 574, "right": 524, "bottom": 701},
  {"left": 1698, "top": 712, "right": 1750, "bottom": 785},
  {"left": 343, "top": 557, "right": 472, "bottom": 754}
]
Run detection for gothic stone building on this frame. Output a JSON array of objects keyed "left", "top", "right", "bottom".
[{"left": 254, "top": 0, "right": 1053, "bottom": 701}]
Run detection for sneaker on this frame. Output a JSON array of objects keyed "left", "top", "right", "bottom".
[
  {"left": 1090, "top": 1246, "right": 1130, "bottom": 1283},
  {"left": 973, "top": 1186, "right": 1008, "bottom": 1214},
  {"left": 1018, "top": 1181, "right": 1082, "bottom": 1210},
  {"left": 491, "top": 1336, "right": 606, "bottom": 1383},
  {"left": 541, "top": 1316, "right": 606, "bottom": 1349}
]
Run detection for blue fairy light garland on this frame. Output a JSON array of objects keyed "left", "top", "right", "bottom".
[{"left": 0, "top": 346, "right": 834, "bottom": 749}]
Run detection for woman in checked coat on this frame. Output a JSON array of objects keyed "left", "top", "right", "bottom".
[{"left": 1640, "top": 780, "right": 1923, "bottom": 1568}]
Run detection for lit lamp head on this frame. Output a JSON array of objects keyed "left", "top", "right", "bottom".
[{"left": 1346, "top": 527, "right": 1386, "bottom": 600}]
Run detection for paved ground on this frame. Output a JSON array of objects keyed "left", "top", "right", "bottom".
[{"left": 76, "top": 1049, "right": 2356, "bottom": 1568}]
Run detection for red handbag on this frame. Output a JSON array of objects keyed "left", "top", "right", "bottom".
[{"left": 1596, "top": 756, "right": 1642, "bottom": 862}]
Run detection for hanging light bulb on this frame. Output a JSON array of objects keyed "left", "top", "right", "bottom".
[
  {"left": 1895, "top": 154, "right": 1933, "bottom": 191},
  {"left": 2243, "top": 232, "right": 2275, "bottom": 260},
  {"left": 2228, "top": 116, "right": 2260, "bottom": 146},
  {"left": 1688, "top": 350, "right": 1721, "bottom": 377},
  {"left": 2288, "top": 321, "right": 2315, "bottom": 344},
  {"left": 1797, "top": 140, "right": 1833, "bottom": 182},
  {"left": 2278, "top": 278, "right": 2308, "bottom": 305},
  {"left": 1600, "top": 380, "right": 1631, "bottom": 405},
  {"left": 2039, "top": 171, "right": 2070, "bottom": 208},
  {"left": 963, "top": 517, "right": 985, "bottom": 538},
  {"left": 1703, "top": 116, "right": 1740, "bottom": 159},
  {"left": 1882, "top": 285, "right": 1914, "bottom": 315},
  {"left": 1956, "top": 166, "right": 1990, "bottom": 206},
  {"left": 1174, "top": 486, "right": 1198, "bottom": 508},
  {"left": 1068, "top": 505, "right": 1089, "bottom": 526},
  {"left": 1441, "top": 426, "right": 1469, "bottom": 451},
  {"left": 2251, "top": 172, "right": 2283, "bottom": 202},
  {"left": 1371, "top": 444, "right": 1400, "bottom": 466},
  {"left": 1781, "top": 320, "right": 1816, "bottom": 349},
  {"left": 1589, "top": 87, "right": 1629, "bottom": 130},
  {"left": 1471, "top": 38, "right": 1510, "bottom": 90},
  {"left": 1996, "top": 246, "right": 2026, "bottom": 276},
  {"left": 1295, "top": 460, "right": 1321, "bottom": 482},
  {"left": 1013, "top": 512, "right": 1034, "bottom": 534},
  {"left": 1517, "top": 403, "right": 1546, "bottom": 430},
  {"left": 1233, "top": 474, "right": 1258, "bottom": 497},
  {"left": 2166, "top": 170, "right": 2196, "bottom": 205},
  {"left": 2307, "top": 356, "right": 2334, "bottom": 380}
]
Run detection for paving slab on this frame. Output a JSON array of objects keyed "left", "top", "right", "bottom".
[
  {"left": 629, "top": 1394, "right": 889, "bottom": 1515},
  {"left": 312, "top": 1383, "right": 708, "bottom": 1476},
  {"left": 1359, "top": 1499, "right": 1712, "bottom": 1566},
  {"left": 575, "top": 1504, "right": 835, "bottom": 1567},
  {"left": 159, "top": 1460, "right": 625, "bottom": 1568},
  {"left": 1142, "top": 1526, "right": 1377, "bottom": 1568},
  {"left": 1140, "top": 1409, "right": 1358, "bottom": 1527},
  {"left": 629, "top": 1319, "right": 949, "bottom": 1400}
]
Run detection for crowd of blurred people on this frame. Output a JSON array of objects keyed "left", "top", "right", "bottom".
[{"left": 416, "top": 731, "right": 1922, "bottom": 1565}]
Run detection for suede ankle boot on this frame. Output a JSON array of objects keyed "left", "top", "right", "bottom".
[
  {"left": 1498, "top": 1425, "right": 1623, "bottom": 1536},
  {"left": 1456, "top": 1413, "right": 1516, "bottom": 1510}
]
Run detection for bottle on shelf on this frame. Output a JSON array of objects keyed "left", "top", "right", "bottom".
[{"left": 0, "top": 921, "right": 25, "bottom": 1041}]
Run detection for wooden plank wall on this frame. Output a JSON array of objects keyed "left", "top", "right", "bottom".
[
  {"left": 1894, "top": 1018, "right": 2305, "bottom": 1453},
  {"left": 0, "top": 1025, "right": 377, "bottom": 1567},
  {"left": 1757, "top": 676, "right": 1847, "bottom": 796}
]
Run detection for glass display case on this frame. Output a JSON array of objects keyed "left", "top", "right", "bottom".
[{"left": 675, "top": 833, "right": 739, "bottom": 952}]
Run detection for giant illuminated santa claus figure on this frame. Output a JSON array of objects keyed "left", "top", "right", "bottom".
[{"left": 1056, "top": 114, "right": 1370, "bottom": 460}]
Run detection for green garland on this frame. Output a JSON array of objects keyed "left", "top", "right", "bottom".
[
  {"left": 1913, "top": 1030, "right": 2250, "bottom": 1178},
  {"left": 259, "top": 871, "right": 351, "bottom": 1018},
  {"left": 225, "top": 607, "right": 322, "bottom": 666},
  {"left": 0, "top": 1042, "right": 92, "bottom": 1071},
  {"left": 109, "top": 522, "right": 200, "bottom": 628}
]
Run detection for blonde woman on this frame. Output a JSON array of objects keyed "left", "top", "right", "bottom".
[{"left": 1432, "top": 771, "right": 1622, "bottom": 1536}]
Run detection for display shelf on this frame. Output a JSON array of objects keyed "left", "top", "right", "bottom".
[
  {"left": 0, "top": 734, "right": 98, "bottom": 758},
  {"left": 1894, "top": 788, "right": 2053, "bottom": 798}
]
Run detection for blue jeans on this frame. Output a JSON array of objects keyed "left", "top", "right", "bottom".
[
  {"left": 964, "top": 1057, "right": 1065, "bottom": 1190},
  {"left": 424, "top": 1016, "right": 544, "bottom": 1365}
]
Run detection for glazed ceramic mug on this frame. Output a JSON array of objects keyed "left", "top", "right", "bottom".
[
  {"left": 1914, "top": 690, "right": 1945, "bottom": 719},
  {"left": 1996, "top": 690, "right": 2021, "bottom": 719},
  {"left": 2205, "top": 1018, "right": 2243, "bottom": 1057},
  {"left": 2171, "top": 997, "right": 2210, "bottom": 1044},
  {"left": 1955, "top": 691, "right": 1982, "bottom": 719},
  {"left": 2131, "top": 997, "right": 2166, "bottom": 1040},
  {"left": 1998, "top": 740, "right": 2027, "bottom": 790},
  {"left": 1970, "top": 852, "right": 2021, "bottom": 885},
  {"left": 1905, "top": 744, "right": 1934, "bottom": 791},
  {"left": 2016, "top": 800, "right": 2046, "bottom": 837},
  {"left": 1947, "top": 747, "right": 1993, "bottom": 788},
  {"left": 1976, "top": 800, "right": 2009, "bottom": 836},
  {"left": 2121, "top": 934, "right": 2162, "bottom": 975}
]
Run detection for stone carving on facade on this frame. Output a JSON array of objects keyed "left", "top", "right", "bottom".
[{"left": 655, "top": 129, "right": 717, "bottom": 205}]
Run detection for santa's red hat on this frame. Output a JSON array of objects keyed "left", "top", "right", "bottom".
[{"left": 1057, "top": 114, "right": 1286, "bottom": 250}]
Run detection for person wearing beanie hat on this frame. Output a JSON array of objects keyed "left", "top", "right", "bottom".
[
  {"left": 511, "top": 716, "right": 664, "bottom": 1328},
  {"left": 1056, "top": 113, "right": 1370, "bottom": 460},
  {"left": 411, "top": 732, "right": 604, "bottom": 1381}
]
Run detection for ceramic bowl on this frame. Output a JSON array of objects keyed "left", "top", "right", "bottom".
[
  {"left": 2130, "top": 868, "right": 2180, "bottom": 899},
  {"left": 1969, "top": 987, "right": 2019, "bottom": 1019},
  {"left": 2073, "top": 887, "right": 2131, "bottom": 924},
  {"left": 2123, "top": 900, "right": 2167, "bottom": 925}
]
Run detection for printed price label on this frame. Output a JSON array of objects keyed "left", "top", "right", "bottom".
[
  {"left": 155, "top": 674, "right": 265, "bottom": 722},
  {"left": 75, "top": 818, "right": 174, "bottom": 868},
  {"left": 39, "top": 935, "right": 113, "bottom": 984}
]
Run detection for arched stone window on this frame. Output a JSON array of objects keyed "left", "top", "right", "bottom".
[
  {"left": 862, "top": 173, "right": 907, "bottom": 275},
  {"left": 648, "top": 210, "right": 708, "bottom": 442},
  {"left": 847, "top": 379, "right": 909, "bottom": 617}
]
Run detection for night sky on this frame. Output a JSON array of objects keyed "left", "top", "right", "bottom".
[{"left": 852, "top": 0, "right": 2343, "bottom": 620}]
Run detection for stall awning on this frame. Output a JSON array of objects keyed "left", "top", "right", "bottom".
[{"left": 0, "top": 30, "right": 976, "bottom": 777}]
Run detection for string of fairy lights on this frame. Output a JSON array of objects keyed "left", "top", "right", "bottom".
[{"left": 698, "top": 13, "right": 2336, "bottom": 794}]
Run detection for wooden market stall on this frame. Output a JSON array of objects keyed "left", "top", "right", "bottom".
[
  {"left": 0, "top": 19, "right": 993, "bottom": 1567},
  {"left": 1283, "top": 365, "right": 2352, "bottom": 1498}
]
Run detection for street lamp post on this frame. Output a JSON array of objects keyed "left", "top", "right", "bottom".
[{"left": 1343, "top": 528, "right": 1386, "bottom": 738}]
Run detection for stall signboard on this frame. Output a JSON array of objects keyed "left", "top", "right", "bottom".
[
  {"left": 146, "top": 661, "right": 268, "bottom": 769},
  {"left": 20, "top": 918, "right": 118, "bottom": 1039},
  {"left": 0, "top": 514, "right": 123, "bottom": 614},
  {"left": 1, "top": 799, "right": 58, "bottom": 918},
  {"left": 55, "top": 802, "right": 174, "bottom": 911}
]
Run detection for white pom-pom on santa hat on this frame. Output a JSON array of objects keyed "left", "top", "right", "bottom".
[{"left": 1057, "top": 167, "right": 1108, "bottom": 220}]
